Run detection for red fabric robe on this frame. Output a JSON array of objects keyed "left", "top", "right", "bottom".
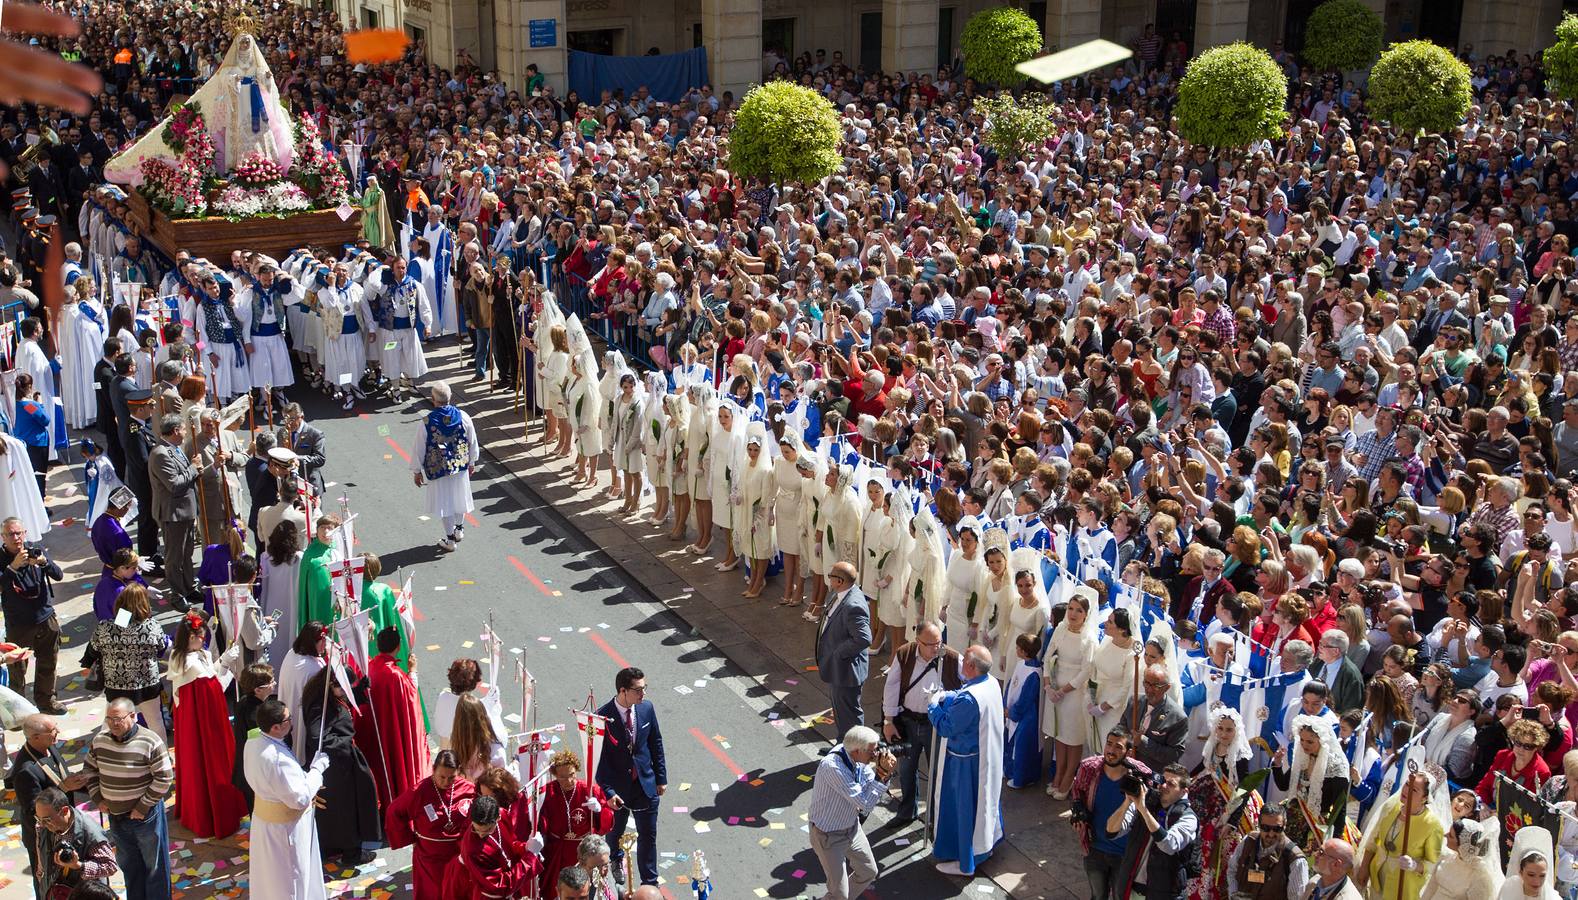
[
  {"left": 172, "top": 676, "right": 247, "bottom": 838},
  {"left": 459, "top": 816, "right": 541, "bottom": 900},
  {"left": 535, "top": 779, "right": 615, "bottom": 896},
  {"left": 367, "top": 652, "right": 433, "bottom": 808},
  {"left": 385, "top": 775, "right": 476, "bottom": 900}
]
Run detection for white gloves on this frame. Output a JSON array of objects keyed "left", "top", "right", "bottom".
[
  {"left": 584, "top": 796, "right": 602, "bottom": 815},
  {"left": 310, "top": 752, "right": 331, "bottom": 774},
  {"left": 525, "top": 832, "right": 545, "bottom": 855},
  {"left": 1396, "top": 855, "right": 1418, "bottom": 872}
]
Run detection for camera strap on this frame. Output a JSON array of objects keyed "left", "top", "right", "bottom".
[{"left": 901, "top": 656, "right": 940, "bottom": 704}]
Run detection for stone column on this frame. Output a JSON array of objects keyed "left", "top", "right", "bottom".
[
  {"left": 1044, "top": 0, "right": 1100, "bottom": 52},
  {"left": 1194, "top": 0, "right": 1250, "bottom": 49},
  {"left": 513, "top": 0, "right": 569, "bottom": 97},
  {"left": 1459, "top": 0, "right": 1560, "bottom": 59},
  {"left": 881, "top": 0, "right": 938, "bottom": 75},
  {"left": 702, "top": 0, "right": 763, "bottom": 98}
]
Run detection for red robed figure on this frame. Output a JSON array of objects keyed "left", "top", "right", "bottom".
[
  {"left": 367, "top": 650, "right": 433, "bottom": 806},
  {"left": 458, "top": 814, "right": 541, "bottom": 900},
  {"left": 385, "top": 772, "right": 476, "bottom": 899},
  {"left": 535, "top": 778, "right": 615, "bottom": 894}
]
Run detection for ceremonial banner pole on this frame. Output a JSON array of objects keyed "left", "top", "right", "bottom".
[
  {"left": 572, "top": 691, "right": 610, "bottom": 799},
  {"left": 263, "top": 381, "right": 274, "bottom": 430}
]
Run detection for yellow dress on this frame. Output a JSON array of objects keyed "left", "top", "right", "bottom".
[{"left": 1365, "top": 798, "right": 1444, "bottom": 900}]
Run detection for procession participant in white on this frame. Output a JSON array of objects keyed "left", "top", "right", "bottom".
[
  {"left": 942, "top": 519, "right": 988, "bottom": 652},
  {"left": 417, "top": 207, "right": 458, "bottom": 336},
  {"left": 599, "top": 350, "right": 633, "bottom": 500},
  {"left": 995, "top": 548, "right": 1051, "bottom": 682},
  {"left": 1043, "top": 587, "right": 1097, "bottom": 799},
  {"left": 564, "top": 317, "right": 604, "bottom": 486},
  {"left": 859, "top": 477, "right": 904, "bottom": 661},
  {"left": 60, "top": 277, "right": 108, "bottom": 429},
  {"left": 239, "top": 262, "right": 295, "bottom": 400},
  {"left": 710, "top": 397, "right": 749, "bottom": 573},
  {"left": 659, "top": 388, "right": 690, "bottom": 535},
  {"left": 317, "top": 262, "right": 373, "bottom": 411},
  {"left": 978, "top": 529, "right": 1018, "bottom": 677},
  {"left": 1496, "top": 824, "right": 1561, "bottom": 900},
  {"left": 371, "top": 256, "right": 431, "bottom": 401},
  {"left": 0, "top": 424, "right": 50, "bottom": 537},
  {"left": 903, "top": 505, "right": 947, "bottom": 638},
  {"left": 773, "top": 437, "right": 810, "bottom": 607},
  {"left": 411, "top": 382, "right": 480, "bottom": 553},
  {"left": 193, "top": 268, "right": 250, "bottom": 403},
  {"left": 739, "top": 422, "right": 777, "bottom": 598},
  {"left": 682, "top": 384, "right": 717, "bottom": 553},
  {"left": 539, "top": 323, "right": 572, "bottom": 457},
  {"left": 244, "top": 698, "right": 332, "bottom": 900},
  {"left": 929, "top": 645, "right": 1005, "bottom": 876},
  {"left": 1089, "top": 607, "right": 1141, "bottom": 757},
  {"left": 16, "top": 318, "right": 64, "bottom": 459},
  {"left": 610, "top": 370, "right": 647, "bottom": 514},
  {"left": 641, "top": 373, "right": 670, "bottom": 526}
]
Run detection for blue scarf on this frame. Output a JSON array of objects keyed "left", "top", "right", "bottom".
[{"left": 239, "top": 76, "right": 266, "bottom": 133}]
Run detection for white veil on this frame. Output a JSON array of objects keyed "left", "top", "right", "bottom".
[
  {"left": 1500, "top": 825, "right": 1561, "bottom": 900},
  {"left": 1143, "top": 617, "right": 1184, "bottom": 709},
  {"left": 1199, "top": 705, "right": 1253, "bottom": 775}
]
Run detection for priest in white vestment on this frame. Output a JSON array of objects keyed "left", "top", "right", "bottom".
[
  {"left": 928, "top": 644, "right": 1004, "bottom": 876},
  {"left": 0, "top": 431, "right": 50, "bottom": 536},
  {"left": 17, "top": 321, "right": 63, "bottom": 460},
  {"left": 410, "top": 382, "right": 478, "bottom": 552},
  {"left": 244, "top": 699, "right": 330, "bottom": 900},
  {"left": 61, "top": 291, "right": 108, "bottom": 429}
]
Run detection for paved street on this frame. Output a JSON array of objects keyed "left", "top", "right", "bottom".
[{"left": 0, "top": 339, "right": 1056, "bottom": 899}]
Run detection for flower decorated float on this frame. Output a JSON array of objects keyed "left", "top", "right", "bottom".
[{"left": 106, "top": 30, "right": 361, "bottom": 260}]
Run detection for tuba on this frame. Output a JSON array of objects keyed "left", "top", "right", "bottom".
[{"left": 15, "top": 125, "right": 60, "bottom": 175}]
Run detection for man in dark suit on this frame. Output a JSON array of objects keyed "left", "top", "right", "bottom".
[
  {"left": 1127, "top": 664, "right": 1188, "bottom": 772},
  {"left": 1173, "top": 549, "right": 1235, "bottom": 630},
  {"left": 1311, "top": 629, "right": 1364, "bottom": 714},
  {"left": 149, "top": 414, "right": 200, "bottom": 609},
  {"left": 277, "top": 402, "right": 327, "bottom": 495},
  {"left": 120, "top": 388, "right": 161, "bottom": 565},
  {"left": 817, "top": 562, "right": 871, "bottom": 739},
  {"left": 595, "top": 666, "right": 666, "bottom": 888},
  {"left": 94, "top": 339, "right": 123, "bottom": 476}
]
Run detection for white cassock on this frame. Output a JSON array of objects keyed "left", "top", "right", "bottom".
[
  {"left": 18, "top": 339, "right": 62, "bottom": 460},
  {"left": 409, "top": 408, "right": 480, "bottom": 519},
  {"left": 0, "top": 433, "right": 49, "bottom": 536},
  {"left": 929, "top": 674, "right": 1005, "bottom": 873},
  {"left": 257, "top": 550, "right": 302, "bottom": 669},
  {"left": 244, "top": 733, "right": 328, "bottom": 900},
  {"left": 61, "top": 300, "right": 108, "bottom": 428},
  {"left": 239, "top": 283, "right": 296, "bottom": 390},
  {"left": 420, "top": 221, "right": 457, "bottom": 336},
  {"left": 196, "top": 301, "right": 249, "bottom": 403},
  {"left": 277, "top": 649, "right": 326, "bottom": 761},
  {"left": 318, "top": 281, "right": 371, "bottom": 389},
  {"left": 377, "top": 276, "right": 432, "bottom": 381}
]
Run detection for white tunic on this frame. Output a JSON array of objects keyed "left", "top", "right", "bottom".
[
  {"left": 61, "top": 300, "right": 108, "bottom": 428},
  {"left": 244, "top": 734, "right": 328, "bottom": 900},
  {"left": 410, "top": 409, "right": 481, "bottom": 519},
  {"left": 18, "top": 340, "right": 58, "bottom": 459},
  {"left": 317, "top": 281, "right": 371, "bottom": 388},
  {"left": 278, "top": 650, "right": 326, "bottom": 761},
  {"left": 1042, "top": 621, "right": 1096, "bottom": 745},
  {"left": 374, "top": 275, "right": 432, "bottom": 380},
  {"left": 1089, "top": 639, "right": 1138, "bottom": 755},
  {"left": 771, "top": 459, "right": 804, "bottom": 556},
  {"left": 196, "top": 301, "right": 249, "bottom": 403},
  {"left": 943, "top": 553, "right": 986, "bottom": 651},
  {"left": 239, "top": 283, "right": 295, "bottom": 389},
  {"left": 0, "top": 433, "right": 49, "bottom": 536},
  {"left": 258, "top": 550, "right": 302, "bottom": 668}
]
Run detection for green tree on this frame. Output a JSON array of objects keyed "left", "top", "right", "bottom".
[
  {"left": 960, "top": 7, "right": 1042, "bottom": 87},
  {"left": 1174, "top": 43, "right": 1288, "bottom": 148},
  {"left": 1545, "top": 13, "right": 1578, "bottom": 102},
  {"left": 725, "top": 81, "right": 842, "bottom": 186},
  {"left": 978, "top": 93, "right": 1055, "bottom": 158},
  {"left": 1368, "top": 40, "right": 1471, "bottom": 135},
  {"left": 1302, "top": 0, "right": 1383, "bottom": 72}
]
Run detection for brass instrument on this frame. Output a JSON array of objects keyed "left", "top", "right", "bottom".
[
  {"left": 619, "top": 831, "right": 637, "bottom": 898},
  {"left": 14, "top": 126, "right": 60, "bottom": 174}
]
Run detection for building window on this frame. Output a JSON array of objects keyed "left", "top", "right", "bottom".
[
  {"left": 937, "top": 7, "right": 954, "bottom": 68},
  {"left": 361, "top": 7, "right": 379, "bottom": 28},
  {"left": 569, "top": 28, "right": 620, "bottom": 56},
  {"left": 693, "top": 22, "right": 703, "bottom": 48},
  {"left": 763, "top": 17, "right": 795, "bottom": 63},
  {"left": 859, "top": 11, "right": 881, "bottom": 73},
  {"left": 406, "top": 24, "right": 426, "bottom": 46}
]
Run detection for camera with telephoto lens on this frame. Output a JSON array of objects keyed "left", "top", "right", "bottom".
[{"left": 1119, "top": 762, "right": 1150, "bottom": 797}]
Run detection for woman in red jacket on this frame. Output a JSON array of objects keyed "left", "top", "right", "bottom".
[{"left": 1476, "top": 716, "right": 1552, "bottom": 807}]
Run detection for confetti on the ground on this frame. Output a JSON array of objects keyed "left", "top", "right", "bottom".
[
  {"left": 770, "top": 822, "right": 786, "bottom": 830},
  {"left": 425, "top": 644, "right": 441, "bottom": 651},
  {"left": 433, "top": 586, "right": 447, "bottom": 591},
  {"left": 461, "top": 640, "right": 474, "bottom": 648},
  {"left": 459, "top": 580, "right": 475, "bottom": 585},
  {"left": 754, "top": 889, "right": 769, "bottom": 898},
  {"left": 694, "top": 822, "right": 710, "bottom": 833},
  {"left": 674, "top": 686, "right": 692, "bottom": 695},
  {"left": 418, "top": 515, "right": 430, "bottom": 521},
  {"left": 679, "top": 783, "right": 691, "bottom": 791},
  {"left": 672, "top": 806, "right": 687, "bottom": 813},
  {"left": 790, "top": 868, "right": 805, "bottom": 878},
  {"left": 797, "top": 774, "right": 812, "bottom": 782}
]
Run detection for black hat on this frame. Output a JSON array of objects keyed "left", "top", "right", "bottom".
[
  {"left": 34, "top": 214, "right": 56, "bottom": 228},
  {"left": 18, "top": 206, "right": 37, "bottom": 220}
]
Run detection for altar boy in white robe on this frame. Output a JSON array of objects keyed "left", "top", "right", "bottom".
[
  {"left": 60, "top": 281, "right": 108, "bottom": 429},
  {"left": 928, "top": 644, "right": 1004, "bottom": 876},
  {"left": 245, "top": 698, "right": 331, "bottom": 900}
]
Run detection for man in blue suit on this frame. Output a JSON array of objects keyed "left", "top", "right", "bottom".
[
  {"left": 595, "top": 666, "right": 666, "bottom": 888},
  {"left": 817, "top": 561, "right": 872, "bottom": 738}
]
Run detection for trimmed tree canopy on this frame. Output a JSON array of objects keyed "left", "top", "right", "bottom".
[
  {"left": 726, "top": 81, "right": 842, "bottom": 186},
  {"left": 960, "top": 7, "right": 1042, "bottom": 87},
  {"left": 1546, "top": 13, "right": 1578, "bottom": 102},
  {"left": 1303, "top": 0, "right": 1383, "bottom": 72},
  {"left": 1368, "top": 40, "right": 1471, "bottom": 135},
  {"left": 978, "top": 94, "right": 1056, "bottom": 158},
  {"left": 1175, "top": 43, "right": 1288, "bottom": 148}
]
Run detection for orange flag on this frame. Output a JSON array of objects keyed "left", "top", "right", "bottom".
[{"left": 344, "top": 29, "right": 409, "bottom": 65}]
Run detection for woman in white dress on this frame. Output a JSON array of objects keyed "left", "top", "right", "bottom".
[
  {"left": 1142, "top": 619, "right": 1185, "bottom": 710},
  {"left": 709, "top": 400, "right": 748, "bottom": 572},
  {"left": 1044, "top": 589, "right": 1097, "bottom": 798},
  {"left": 642, "top": 374, "right": 670, "bottom": 527},
  {"left": 660, "top": 391, "right": 690, "bottom": 538},
  {"left": 978, "top": 529, "right": 1015, "bottom": 669},
  {"left": 859, "top": 478, "right": 904, "bottom": 664},
  {"left": 772, "top": 438, "right": 808, "bottom": 607},
  {"left": 1421, "top": 817, "right": 1501, "bottom": 900},
  {"left": 739, "top": 423, "right": 777, "bottom": 598},
  {"left": 995, "top": 548, "right": 1050, "bottom": 682},
  {"left": 564, "top": 319, "right": 604, "bottom": 485},
  {"left": 610, "top": 372, "right": 646, "bottom": 514},
  {"left": 683, "top": 385, "right": 717, "bottom": 554},
  {"left": 904, "top": 505, "right": 947, "bottom": 639},
  {"left": 278, "top": 622, "right": 328, "bottom": 760},
  {"left": 942, "top": 520, "right": 988, "bottom": 652},
  {"left": 796, "top": 451, "right": 830, "bottom": 622},
  {"left": 598, "top": 351, "right": 631, "bottom": 499},
  {"left": 538, "top": 325, "right": 571, "bottom": 457},
  {"left": 820, "top": 462, "right": 864, "bottom": 600},
  {"left": 1089, "top": 606, "right": 1140, "bottom": 756}
]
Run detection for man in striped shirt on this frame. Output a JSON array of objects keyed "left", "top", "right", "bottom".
[
  {"left": 807, "top": 725, "right": 896, "bottom": 900},
  {"left": 82, "top": 697, "right": 173, "bottom": 900}
]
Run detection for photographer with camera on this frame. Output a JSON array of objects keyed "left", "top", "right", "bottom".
[
  {"left": 881, "top": 622, "right": 962, "bottom": 824},
  {"left": 1, "top": 516, "right": 65, "bottom": 714},
  {"left": 32, "top": 786, "right": 117, "bottom": 900},
  {"left": 807, "top": 725, "right": 895, "bottom": 900},
  {"left": 1107, "top": 763, "right": 1198, "bottom": 900}
]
